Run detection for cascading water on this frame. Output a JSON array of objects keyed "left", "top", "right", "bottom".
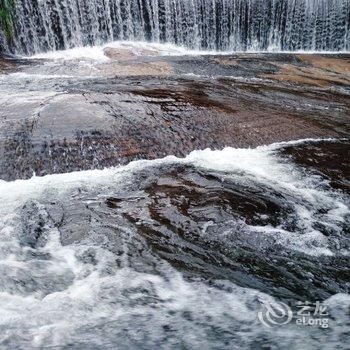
[
  {"left": 0, "top": 0, "right": 350, "bottom": 345},
  {"left": 1, "top": 0, "right": 349, "bottom": 55}
]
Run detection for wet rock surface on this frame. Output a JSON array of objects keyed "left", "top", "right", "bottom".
[
  {"left": 0, "top": 51, "right": 349, "bottom": 180},
  {"left": 13, "top": 139, "right": 350, "bottom": 304},
  {"left": 281, "top": 139, "right": 350, "bottom": 195},
  {"left": 0, "top": 48, "right": 349, "bottom": 348}
]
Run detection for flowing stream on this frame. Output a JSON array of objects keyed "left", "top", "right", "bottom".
[
  {"left": 0, "top": 138, "right": 349, "bottom": 349},
  {"left": 0, "top": 1, "right": 349, "bottom": 347}
]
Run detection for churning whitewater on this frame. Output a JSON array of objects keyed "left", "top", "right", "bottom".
[
  {"left": 0, "top": 139, "right": 349, "bottom": 349},
  {"left": 1, "top": 0, "right": 349, "bottom": 54},
  {"left": 0, "top": 0, "right": 349, "bottom": 346}
]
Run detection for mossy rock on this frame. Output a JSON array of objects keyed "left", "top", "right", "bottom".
[{"left": 0, "top": 0, "right": 15, "bottom": 39}]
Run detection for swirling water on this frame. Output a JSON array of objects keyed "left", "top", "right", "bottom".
[{"left": 0, "top": 139, "right": 349, "bottom": 349}]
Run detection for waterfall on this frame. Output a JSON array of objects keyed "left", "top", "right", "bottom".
[{"left": 1, "top": 0, "right": 349, "bottom": 55}]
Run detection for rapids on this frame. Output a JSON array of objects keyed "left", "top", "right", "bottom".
[
  {"left": 0, "top": 139, "right": 349, "bottom": 349},
  {"left": 0, "top": 6, "right": 349, "bottom": 345}
]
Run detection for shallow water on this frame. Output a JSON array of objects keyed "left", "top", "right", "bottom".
[
  {"left": 1, "top": 44, "right": 349, "bottom": 183},
  {"left": 0, "top": 139, "right": 349, "bottom": 349},
  {"left": 0, "top": 41, "right": 349, "bottom": 349}
]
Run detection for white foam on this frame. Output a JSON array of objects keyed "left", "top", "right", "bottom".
[
  {"left": 185, "top": 141, "right": 349, "bottom": 256},
  {"left": 5, "top": 72, "right": 76, "bottom": 79},
  {"left": 30, "top": 45, "right": 111, "bottom": 62},
  {"left": 0, "top": 138, "right": 348, "bottom": 258},
  {"left": 0, "top": 206, "right": 331, "bottom": 349},
  {"left": 26, "top": 40, "right": 350, "bottom": 62},
  {"left": 26, "top": 41, "right": 192, "bottom": 62},
  {"left": 0, "top": 138, "right": 348, "bottom": 348}
]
